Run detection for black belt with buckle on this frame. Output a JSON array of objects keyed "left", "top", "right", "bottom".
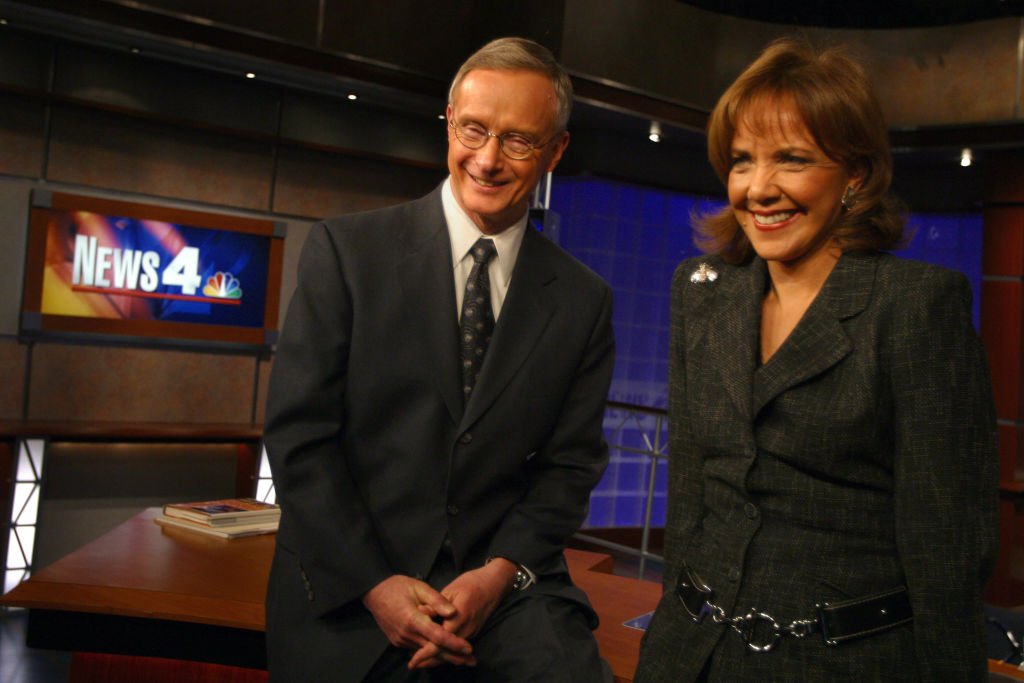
[{"left": 675, "top": 562, "right": 913, "bottom": 653}]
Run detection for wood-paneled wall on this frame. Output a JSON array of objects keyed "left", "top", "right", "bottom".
[
  {"left": 0, "top": 33, "right": 446, "bottom": 428},
  {"left": 982, "top": 153, "right": 1024, "bottom": 606},
  {"left": 0, "top": 29, "right": 444, "bottom": 565}
]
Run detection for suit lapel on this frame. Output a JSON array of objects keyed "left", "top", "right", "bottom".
[
  {"left": 461, "top": 227, "right": 555, "bottom": 428},
  {"left": 691, "top": 258, "right": 765, "bottom": 423},
  {"left": 397, "top": 193, "right": 463, "bottom": 426},
  {"left": 752, "top": 252, "right": 876, "bottom": 417}
]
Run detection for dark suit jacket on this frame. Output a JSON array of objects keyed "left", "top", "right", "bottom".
[
  {"left": 636, "top": 252, "right": 998, "bottom": 682},
  {"left": 263, "top": 184, "right": 614, "bottom": 682}
]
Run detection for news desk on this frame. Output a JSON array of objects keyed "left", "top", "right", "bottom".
[
  {"left": 9, "top": 509, "right": 1018, "bottom": 682},
  {"left": 0, "top": 508, "right": 660, "bottom": 682}
]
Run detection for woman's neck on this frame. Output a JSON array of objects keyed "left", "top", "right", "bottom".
[
  {"left": 760, "top": 245, "right": 841, "bottom": 363},
  {"left": 764, "top": 244, "right": 841, "bottom": 305}
]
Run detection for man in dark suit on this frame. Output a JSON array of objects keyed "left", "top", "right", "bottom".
[{"left": 263, "top": 37, "right": 614, "bottom": 683}]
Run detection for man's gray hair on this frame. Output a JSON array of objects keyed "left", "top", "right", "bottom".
[{"left": 448, "top": 37, "right": 573, "bottom": 132}]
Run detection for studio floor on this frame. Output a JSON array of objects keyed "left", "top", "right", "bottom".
[{"left": 1, "top": 608, "right": 72, "bottom": 683}]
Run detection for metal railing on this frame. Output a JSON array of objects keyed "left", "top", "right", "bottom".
[{"left": 574, "top": 400, "right": 668, "bottom": 580}]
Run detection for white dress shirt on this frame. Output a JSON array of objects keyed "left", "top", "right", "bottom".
[{"left": 442, "top": 177, "right": 527, "bottom": 322}]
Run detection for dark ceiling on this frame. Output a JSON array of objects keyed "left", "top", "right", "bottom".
[
  {"left": 0, "top": 0, "right": 1014, "bottom": 209},
  {"left": 680, "top": 0, "right": 1024, "bottom": 29}
]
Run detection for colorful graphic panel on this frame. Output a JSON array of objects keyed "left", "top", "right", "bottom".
[
  {"left": 41, "top": 210, "right": 269, "bottom": 328},
  {"left": 22, "top": 191, "right": 283, "bottom": 348}
]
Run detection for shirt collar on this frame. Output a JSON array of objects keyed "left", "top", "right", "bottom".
[{"left": 442, "top": 177, "right": 527, "bottom": 288}]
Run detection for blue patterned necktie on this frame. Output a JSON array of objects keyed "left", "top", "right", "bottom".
[{"left": 459, "top": 238, "right": 497, "bottom": 401}]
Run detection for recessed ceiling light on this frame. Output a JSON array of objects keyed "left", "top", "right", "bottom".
[
  {"left": 960, "top": 147, "right": 972, "bottom": 167},
  {"left": 648, "top": 121, "right": 662, "bottom": 143},
  {"left": 347, "top": 93, "right": 358, "bottom": 101},
  {"left": 245, "top": 72, "right": 256, "bottom": 79}
]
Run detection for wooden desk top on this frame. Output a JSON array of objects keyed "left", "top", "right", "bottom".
[
  {"left": 991, "top": 660, "right": 1024, "bottom": 681},
  {"left": 0, "top": 508, "right": 660, "bottom": 681},
  {"left": 0, "top": 420, "right": 262, "bottom": 441},
  {"left": 565, "top": 549, "right": 660, "bottom": 680},
  {"left": 0, "top": 508, "right": 271, "bottom": 631}
]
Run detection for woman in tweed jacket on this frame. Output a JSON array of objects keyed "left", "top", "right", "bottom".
[{"left": 635, "top": 39, "right": 998, "bottom": 682}]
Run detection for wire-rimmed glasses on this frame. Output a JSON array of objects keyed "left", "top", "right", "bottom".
[{"left": 449, "top": 118, "right": 550, "bottom": 160}]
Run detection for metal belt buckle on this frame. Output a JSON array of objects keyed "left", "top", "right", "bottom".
[
  {"left": 733, "top": 609, "right": 782, "bottom": 653},
  {"left": 675, "top": 562, "right": 714, "bottom": 623},
  {"left": 675, "top": 561, "right": 824, "bottom": 653}
]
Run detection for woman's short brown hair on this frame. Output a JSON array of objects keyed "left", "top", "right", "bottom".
[{"left": 696, "top": 38, "right": 906, "bottom": 263}]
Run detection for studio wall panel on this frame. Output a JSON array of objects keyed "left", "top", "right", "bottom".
[
  {"left": 0, "top": 28, "right": 52, "bottom": 90},
  {"left": 272, "top": 219, "right": 312, "bottom": 332},
  {"left": 279, "top": 92, "right": 445, "bottom": 167},
  {"left": 0, "top": 178, "right": 33, "bottom": 336},
  {"left": 888, "top": 157, "right": 984, "bottom": 214},
  {"left": 981, "top": 280, "right": 1023, "bottom": 421},
  {"left": 35, "top": 442, "right": 241, "bottom": 570},
  {"left": 0, "top": 339, "right": 28, "bottom": 420},
  {"left": 990, "top": 497, "right": 1024, "bottom": 605},
  {"left": 984, "top": 207, "right": 1024, "bottom": 277},
  {"left": 130, "top": 0, "right": 320, "bottom": 45},
  {"left": 561, "top": 1, "right": 1021, "bottom": 128},
  {"left": 1001, "top": 423, "right": 1022, "bottom": 483},
  {"left": 272, "top": 145, "right": 443, "bottom": 219},
  {"left": 984, "top": 152, "right": 1024, "bottom": 205},
  {"left": 53, "top": 43, "right": 281, "bottom": 135},
  {"left": 46, "top": 108, "right": 275, "bottom": 211},
  {"left": 27, "top": 343, "right": 258, "bottom": 424},
  {"left": 319, "top": 1, "right": 566, "bottom": 83},
  {"left": 857, "top": 19, "right": 1020, "bottom": 127},
  {"left": 561, "top": 0, "right": 728, "bottom": 112},
  {"left": 255, "top": 356, "right": 271, "bottom": 425},
  {"left": 0, "top": 95, "right": 46, "bottom": 179}
]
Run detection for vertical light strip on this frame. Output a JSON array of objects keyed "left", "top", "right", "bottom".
[
  {"left": 532, "top": 173, "right": 553, "bottom": 210},
  {"left": 255, "top": 442, "right": 276, "bottom": 504},
  {"left": 4, "top": 438, "right": 45, "bottom": 593}
]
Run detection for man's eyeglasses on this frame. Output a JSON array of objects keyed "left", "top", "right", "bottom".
[{"left": 449, "top": 118, "right": 550, "bottom": 161}]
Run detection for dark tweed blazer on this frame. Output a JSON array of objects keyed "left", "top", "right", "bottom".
[{"left": 636, "top": 251, "right": 998, "bottom": 682}]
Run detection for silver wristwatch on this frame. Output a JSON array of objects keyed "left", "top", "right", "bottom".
[
  {"left": 487, "top": 556, "right": 536, "bottom": 591},
  {"left": 511, "top": 564, "right": 536, "bottom": 592}
]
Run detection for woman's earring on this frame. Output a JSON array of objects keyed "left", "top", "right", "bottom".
[{"left": 841, "top": 185, "right": 857, "bottom": 212}]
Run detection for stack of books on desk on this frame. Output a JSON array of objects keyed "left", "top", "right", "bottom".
[{"left": 155, "top": 497, "right": 280, "bottom": 539}]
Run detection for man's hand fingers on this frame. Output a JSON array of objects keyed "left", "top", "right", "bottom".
[
  {"left": 363, "top": 575, "right": 469, "bottom": 652},
  {"left": 418, "top": 617, "right": 473, "bottom": 655},
  {"left": 408, "top": 642, "right": 442, "bottom": 669},
  {"left": 408, "top": 642, "right": 477, "bottom": 670},
  {"left": 414, "top": 582, "right": 457, "bottom": 619}
]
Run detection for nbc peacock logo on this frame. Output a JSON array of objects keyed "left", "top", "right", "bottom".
[{"left": 203, "top": 271, "right": 243, "bottom": 300}]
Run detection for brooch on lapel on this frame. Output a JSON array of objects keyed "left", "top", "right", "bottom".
[{"left": 689, "top": 262, "right": 718, "bottom": 284}]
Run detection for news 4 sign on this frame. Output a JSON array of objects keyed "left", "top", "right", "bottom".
[{"left": 41, "top": 209, "right": 270, "bottom": 328}]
